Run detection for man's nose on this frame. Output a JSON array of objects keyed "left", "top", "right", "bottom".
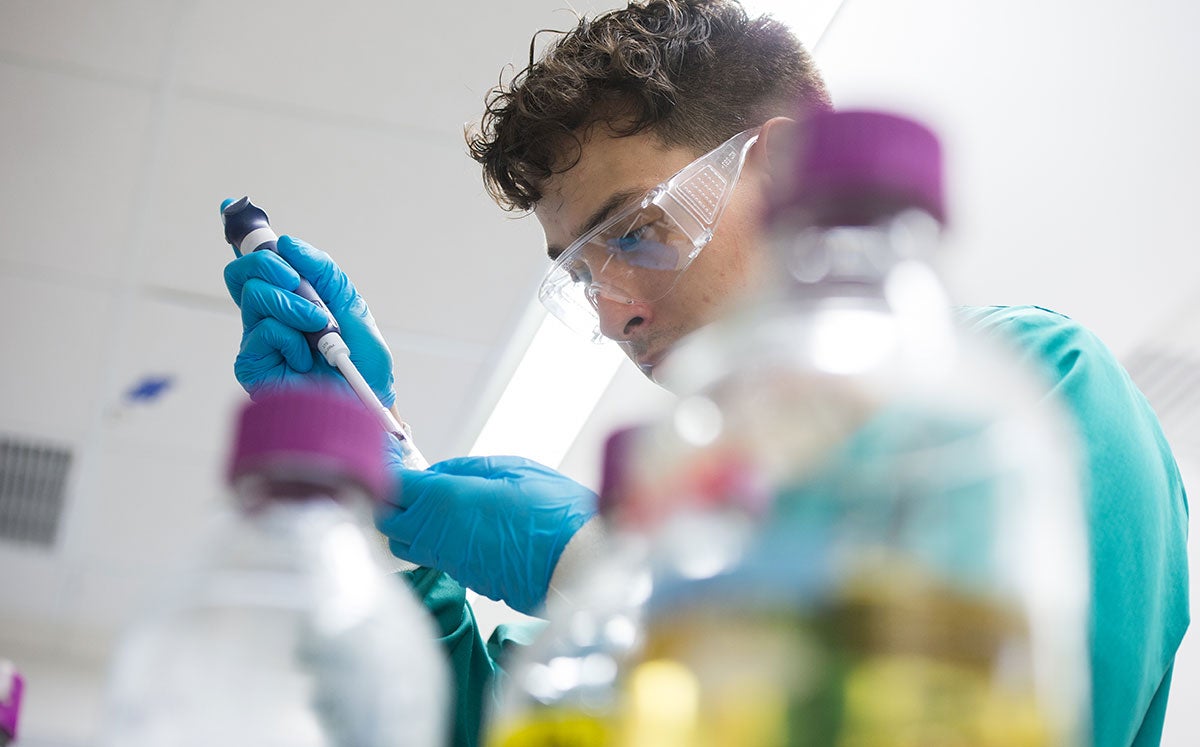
[{"left": 595, "top": 293, "right": 654, "bottom": 341}]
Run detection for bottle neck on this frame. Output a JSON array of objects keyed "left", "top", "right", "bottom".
[
  {"left": 764, "top": 206, "right": 958, "bottom": 375},
  {"left": 658, "top": 208, "right": 954, "bottom": 397},
  {"left": 770, "top": 207, "right": 944, "bottom": 296},
  {"left": 231, "top": 470, "right": 374, "bottom": 515},
  {"left": 218, "top": 473, "right": 384, "bottom": 577}
]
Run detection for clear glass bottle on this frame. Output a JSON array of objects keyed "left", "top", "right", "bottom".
[
  {"left": 486, "top": 427, "right": 656, "bottom": 747},
  {"left": 486, "top": 427, "right": 779, "bottom": 747},
  {"left": 619, "top": 110, "right": 1091, "bottom": 746},
  {"left": 104, "top": 386, "right": 449, "bottom": 747},
  {"left": 0, "top": 660, "right": 22, "bottom": 747},
  {"left": 489, "top": 110, "right": 1091, "bottom": 747}
]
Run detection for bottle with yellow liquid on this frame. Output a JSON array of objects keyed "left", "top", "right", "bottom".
[
  {"left": 489, "top": 109, "right": 1091, "bottom": 746},
  {"left": 615, "top": 109, "right": 1091, "bottom": 746}
]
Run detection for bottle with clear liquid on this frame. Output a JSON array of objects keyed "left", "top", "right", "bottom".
[
  {"left": 104, "top": 386, "right": 449, "bottom": 746},
  {"left": 486, "top": 433, "right": 779, "bottom": 747},
  {"left": 486, "top": 427, "right": 656, "bottom": 747},
  {"left": 616, "top": 110, "right": 1092, "bottom": 746}
]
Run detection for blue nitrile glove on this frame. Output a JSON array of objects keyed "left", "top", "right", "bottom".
[
  {"left": 376, "top": 455, "right": 598, "bottom": 615},
  {"left": 223, "top": 232, "right": 395, "bottom": 405}
]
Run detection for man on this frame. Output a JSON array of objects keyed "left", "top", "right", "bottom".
[{"left": 222, "top": 1, "right": 1188, "bottom": 746}]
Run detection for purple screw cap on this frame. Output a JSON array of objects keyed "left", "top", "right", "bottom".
[
  {"left": 771, "top": 109, "right": 945, "bottom": 226},
  {"left": 597, "top": 425, "right": 643, "bottom": 517},
  {"left": 228, "top": 386, "right": 391, "bottom": 501},
  {"left": 0, "top": 662, "right": 21, "bottom": 741}
]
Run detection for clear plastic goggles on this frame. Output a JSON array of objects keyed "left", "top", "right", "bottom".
[{"left": 538, "top": 128, "right": 760, "bottom": 342}]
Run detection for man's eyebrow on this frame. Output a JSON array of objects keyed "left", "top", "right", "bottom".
[{"left": 546, "top": 187, "right": 648, "bottom": 261}]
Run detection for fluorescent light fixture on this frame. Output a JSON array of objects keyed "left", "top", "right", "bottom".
[
  {"left": 468, "top": 4, "right": 846, "bottom": 468},
  {"left": 470, "top": 310, "right": 624, "bottom": 468}
]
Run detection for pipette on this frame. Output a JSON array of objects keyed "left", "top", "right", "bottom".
[{"left": 221, "top": 197, "right": 429, "bottom": 471}]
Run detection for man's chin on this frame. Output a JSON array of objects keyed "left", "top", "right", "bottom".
[
  {"left": 627, "top": 347, "right": 673, "bottom": 386},
  {"left": 632, "top": 322, "right": 717, "bottom": 389},
  {"left": 616, "top": 341, "right": 659, "bottom": 382}
]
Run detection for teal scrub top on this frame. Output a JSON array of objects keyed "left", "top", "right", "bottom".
[
  {"left": 397, "top": 566, "right": 543, "bottom": 747},
  {"left": 403, "top": 305, "right": 1190, "bottom": 747},
  {"left": 957, "top": 306, "right": 1189, "bottom": 747}
]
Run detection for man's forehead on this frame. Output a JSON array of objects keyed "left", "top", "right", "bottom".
[
  {"left": 544, "top": 126, "right": 692, "bottom": 202},
  {"left": 541, "top": 186, "right": 651, "bottom": 260},
  {"left": 535, "top": 130, "right": 696, "bottom": 255}
]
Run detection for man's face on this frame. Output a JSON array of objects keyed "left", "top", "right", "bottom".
[{"left": 535, "top": 125, "right": 773, "bottom": 382}]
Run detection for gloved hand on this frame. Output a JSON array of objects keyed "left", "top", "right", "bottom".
[
  {"left": 376, "top": 455, "right": 598, "bottom": 615},
  {"left": 223, "top": 231, "right": 395, "bottom": 406}
]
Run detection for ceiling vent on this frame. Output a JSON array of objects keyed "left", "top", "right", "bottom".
[
  {"left": 0, "top": 435, "right": 73, "bottom": 547},
  {"left": 1125, "top": 348, "right": 1200, "bottom": 454},
  {"left": 1122, "top": 299, "right": 1200, "bottom": 457}
]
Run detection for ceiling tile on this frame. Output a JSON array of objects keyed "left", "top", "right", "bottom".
[
  {"left": 0, "top": 274, "right": 114, "bottom": 442},
  {"left": 0, "top": 0, "right": 177, "bottom": 83},
  {"left": 377, "top": 325, "right": 491, "bottom": 462},
  {"left": 0, "top": 544, "right": 66, "bottom": 621},
  {"left": 140, "top": 93, "right": 548, "bottom": 346},
  {"left": 96, "top": 294, "right": 248, "bottom": 456},
  {"left": 78, "top": 293, "right": 493, "bottom": 463},
  {"left": 172, "top": 0, "right": 616, "bottom": 134},
  {"left": 60, "top": 566, "right": 173, "bottom": 644},
  {"left": 0, "top": 64, "right": 154, "bottom": 283},
  {"left": 65, "top": 443, "right": 225, "bottom": 574}
]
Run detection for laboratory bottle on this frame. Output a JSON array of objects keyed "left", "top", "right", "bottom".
[
  {"left": 614, "top": 110, "right": 1092, "bottom": 746},
  {"left": 485, "top": 416, "right": 776, "bottom": 747},
  {"left": 486, "top": 426, "right": 670, "bottom": 747},
  {"left": 0, "top": 660, "right": 22, "bottom": 746},
  {"left": 103, "top": 386, "right": 449, "bottom": 747},
  {"left": 489, "top": 109, "right": 1091, "bottom": 747}
]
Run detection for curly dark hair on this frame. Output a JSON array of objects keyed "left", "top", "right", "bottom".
[{"left": 467, "top": 0, "right": 832, "bottom": 212}]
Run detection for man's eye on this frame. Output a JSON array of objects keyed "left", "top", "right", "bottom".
[
  {"left": 610, "top": 223, "right": 653, "bottom": 253},
  {"left": 566, "top": 260, "right": 592, "bottom": 285}
]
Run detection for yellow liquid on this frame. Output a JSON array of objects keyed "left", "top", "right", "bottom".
[
  {"left": 491, "top": 571, "right": 1065, "bottom": 747},
  {"left": 488, "top": 708, "right": 614, "bottom": 747}
]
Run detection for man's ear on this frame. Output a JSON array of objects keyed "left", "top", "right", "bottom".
[{"left": 747, "top": 116, "right": 800, "bottom": 186}]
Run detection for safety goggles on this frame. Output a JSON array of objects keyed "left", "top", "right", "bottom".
[{"left": 538, "top": 128, "right": 760, "bottom": 342}]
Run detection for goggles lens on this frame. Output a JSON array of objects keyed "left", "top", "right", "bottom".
[{"left": 538, "top": 129, "right": 759, "bottom": 343}]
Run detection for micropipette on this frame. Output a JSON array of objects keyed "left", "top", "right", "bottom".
[{"left": 221, "top": 197, "right": 429, "bottom": 470}]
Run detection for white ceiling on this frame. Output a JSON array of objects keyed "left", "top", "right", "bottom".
[
  {"left": 0, "top": 0, "right": 611, "bottom": 660},
  {"left": 0, "top": 0, "right": 1198, "bottom": 741}
]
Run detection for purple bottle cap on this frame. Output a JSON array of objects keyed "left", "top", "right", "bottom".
[
  {"left": 227, "top": 386, "right": 391, "bottom": 502},
  {"left": 0, "top": 662, "right": 21, "bottom": 741},
  {"left": 597, "top": 425, "right": 643, "bottom": 517},
  {"left": 769, "top": 109, "right": 945, "bottom": 227}
]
